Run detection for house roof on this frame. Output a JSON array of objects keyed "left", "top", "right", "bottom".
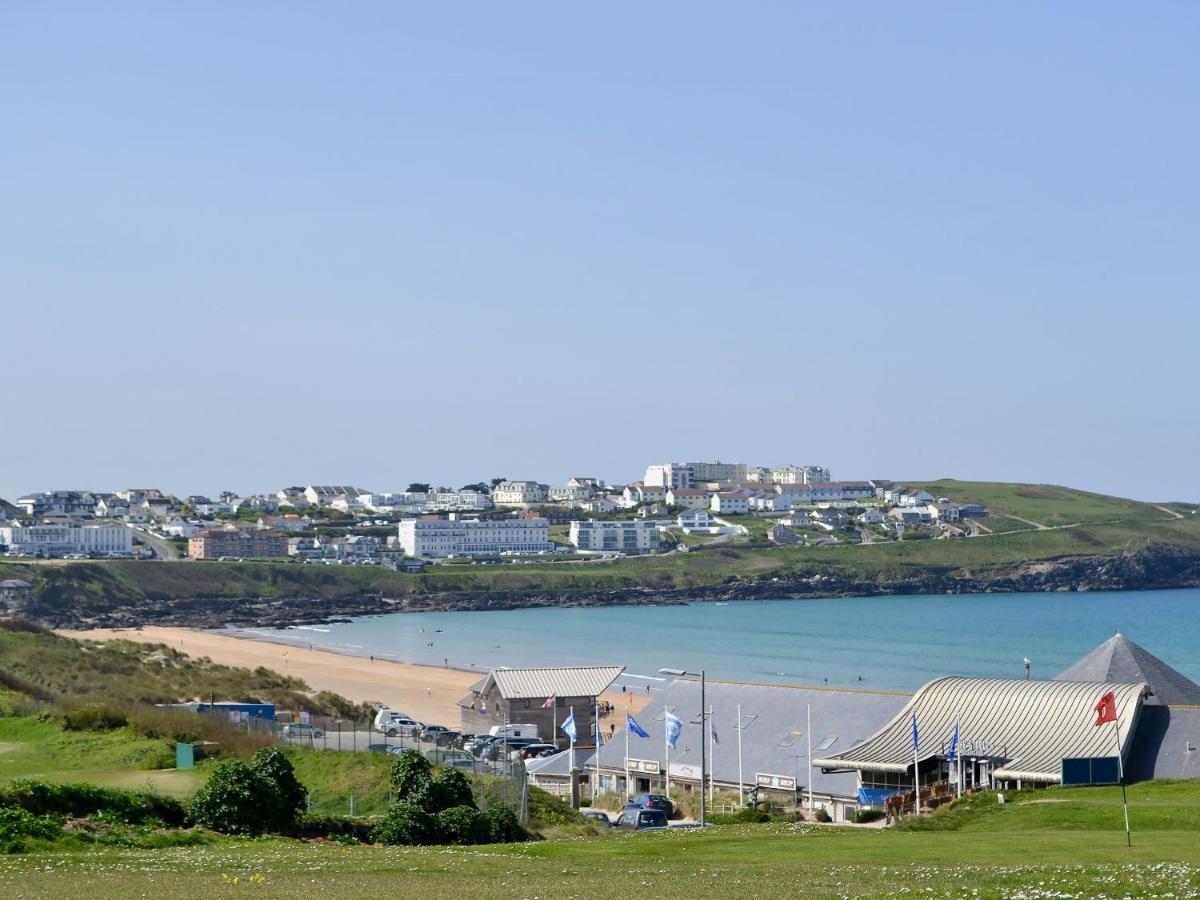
[
  {"left": 483, "top": 666, "right": 624, "bottom": 701},
  {"left": 814, "top": 676, "right": 1145, "bottom": 783},
  {"left": 592, "top": 680, "right": 909, "bottom": 799},
  {"left": 1055, "top": 633, "right": 1200, "bottom": 706},
  {"left": 527, "top": 748, "right": 595, "bottom": 778}
]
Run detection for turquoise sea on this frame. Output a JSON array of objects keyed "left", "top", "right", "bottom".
[{"left": 230, "top": 588, "right": 1200, "bottom": 692}]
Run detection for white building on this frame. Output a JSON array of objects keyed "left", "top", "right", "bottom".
[
  {"left": 578, "top": 497, "right": 618, "bottom": 514},
  {"left": 0, "top": 523, "right": 133, "bottom": 557},
  {"left": 427, "top": 491, "right": 491, "bottom": 512},
  {"left": 491, "top": 481, "right": 549, "bottom": 506},
  {"left": 304, "top": 485, "right": 369, "bottom": 507},
  {"left": 665, "top": 488, "right": 710, "bottom": 510},
  {"left": 858, "top": 507, "right": 886, "bottom": 525},
  {"left": 676, "top": 509, "right": 712, "bottom": 531},
  {"left": 162, "top": 516, "right": 201, "bottom": 538},
  {"left": 711, "top": 492, "right": 750, "bottom": 514},
  {"left": 768, "top": 464, "right": 832, "bottom": 484},
  {"left": 569, "top": 519, "right": 661, "bottom": 554},
  {"left": 644, "top": 461, "right": 748, "bottom": 490},
  {"left": 398, "top": 516, "right": 552, "bottom": 558}
]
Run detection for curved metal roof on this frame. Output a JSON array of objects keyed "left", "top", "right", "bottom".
[{"left": 814, "top": 676, "right": 1145, "bottom": 783}]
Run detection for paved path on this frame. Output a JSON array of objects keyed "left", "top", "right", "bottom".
[
  {"left": 127, "top": 525, "right": 178, "bottom": 560},
  {"left": 1156, "top": 505, "right": 1184, "bottom": 519}
]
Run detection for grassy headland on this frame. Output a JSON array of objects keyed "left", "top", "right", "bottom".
[{"left": 3, "top": 481, "right": 1198, "bottom": 628}]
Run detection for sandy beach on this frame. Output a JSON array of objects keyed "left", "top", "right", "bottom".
[{"left": 59, "top": 626, "right": 649, "bottom": 729}]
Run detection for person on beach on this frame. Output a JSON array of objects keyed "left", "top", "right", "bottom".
[{"left": 426, "top": 686, "right": 432, "bottom": 698}]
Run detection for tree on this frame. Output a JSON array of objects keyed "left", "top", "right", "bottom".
[
  {"left": 460, "top": 482, "right": 489, "bottom": 494},
  {"left": 371, "top": 801, "right": 439, "bottom": 846},
  {"left": 388, "top": 750, "right": 433, "bottom": 801},
  {"left": 435, "top": 805, "right": 490, "bottom": 845},
  {"left": 490, "top": 477, "right": 507, "bottom": 489},
  {"left": 249, "top": 747, "right": 307, "bottom": 832},
  {"left": 411, "top": 767, "right": 474, "bottom": 814},
  {"left": 188, "top": 760, "right": 271, "bottom": 835},
  {"left": 407, "top": 483, "right": 431, "bottom": 494}
]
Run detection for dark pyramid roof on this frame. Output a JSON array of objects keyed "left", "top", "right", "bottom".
[{"left": 1055, "top": 633, "right": 1200, "bottom": 706}]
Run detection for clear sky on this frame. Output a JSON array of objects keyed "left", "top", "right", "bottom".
[{"left": 2, "top": 3, "right": 1197, "bottom": 502}]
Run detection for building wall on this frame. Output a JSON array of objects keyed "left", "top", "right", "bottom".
[
  {"left": 569, "top": 520, "right": 661, "bottom": 553},
  {"left": 0, "top": 524, "right": 132, "bottom": 556},
  {"left": 188, "top": 531, "right": 289, "bottom": 559},
  {"left": 398, "top": 517, "right": 551, "bottom": 558},
  {"left": 460, "top": 688, "right": 601, "bottom": 749}
]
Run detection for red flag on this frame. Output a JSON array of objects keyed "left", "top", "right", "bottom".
[
  {"left": 1094, "top": 691, "right": 1117, "bottom": 726},
  {"left": 542, "top": 694, "right": 556, "bottom": 709}
]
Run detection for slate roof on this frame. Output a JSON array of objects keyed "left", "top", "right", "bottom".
[
  {"left": 527, "top": 748, "right": 595, "bottom": 778},
  {"left": 592, "top": 680, "right": 909, "bottom": 799},
  {"left": 1055, "top": 633, "right": 1200, "bottom": 706},
  {"left": 815, "top": 676, "right": 1145, "bottom": 783},
  {"left": 485, "top": 666, "right": 624, "bottom": 701}
]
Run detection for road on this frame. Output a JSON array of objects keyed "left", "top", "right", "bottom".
[{"left": 126, "top": 525, "right": 178, "bottom": 560}]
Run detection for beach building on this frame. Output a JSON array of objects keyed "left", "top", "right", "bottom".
[
  {"left": 398, "top": 516, "right": 551, "bottom": 558},
  {"left": 814, "top": 634, "right": 1200, "bottom": 806},
  {"left": 458, "top": 666, "right": 624, "bottom": 750},
  {"left": 591, "top": 679, "right": 909, "bottom": 823}
]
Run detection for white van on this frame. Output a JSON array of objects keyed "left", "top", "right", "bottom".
[
  {"left": 374, "top": 708, "right": 423, "bottom": 736},
  {"left": 488, "top": 723, "right": 539, "bottom": 740}
]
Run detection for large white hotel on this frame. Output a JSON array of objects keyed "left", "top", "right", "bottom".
[
  {"left": 0, "top": 523, "right": 133, "bottom": 557},
  {"left": 398, "top": 516, "right": 552, "bottom": 559}
]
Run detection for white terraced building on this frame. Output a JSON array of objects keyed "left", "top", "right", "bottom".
[
  {"left": 397, "top": 516, "right": 551, "bottom": 558},
  {"left": 0, "top": 523, "right": 132, "bottom": 556},
  {"left": 569, "top": 519, "right": 662, "bottom": 554}
]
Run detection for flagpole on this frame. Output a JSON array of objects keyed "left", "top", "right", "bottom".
[
  {"left": 593, "top": 696, "right": 600, "bottom": 803},
  {"left": 700, "top": 705, "right": 710, "bottom": 811},
  {"left": 807, "top": 703, "right": 813, "bottom": 818},
  {"left": 1113, "top": 715, "right": 1131, "bottom": 847},
  {"left": 624, "top": 714, "right": 631, "bottom": 798},
  {"left": 912, "top": 713, "right": 919, "bottom": 818},
  {"left": 569, "top": 705, "right": 575, "bottom": 776},
  {"left": 736, "top": 704, "right": 744, "bottom": 809},
  {"left": 552, "top": 698, "right": 557, "bottom": 751},
  {"left": 664, "top": 711, "right": 671, "bottom": 799}
]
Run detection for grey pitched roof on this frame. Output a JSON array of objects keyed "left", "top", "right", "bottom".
[
  {"left": 815, "top": 676, "right": 1145, "bottom": 783},
  {"left": 486, "top": 666, "right": 624, "bottom": 701},
  {"left": 527, "top": 748, "right": 594, "bottom": 778},
  {"left": 1055, "top": 633, "right": 1200, "bottom": 706},
  {"left": 591, "top": 680, "right": 908, "bottom": 800}
]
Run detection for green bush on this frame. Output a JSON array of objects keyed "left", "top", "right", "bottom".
[
  {"left": 711, "top": 807, "right": 772, "bottom": 824},
  {"left": 389, "top": 750, "right": 432, "bottom": 800},
  {"left": 482, "top": 801, "right": 527, "bottom": 843},
  {"left": 188, "top": 760, "right": 271, "bottom": 834},
  {"left": 370, "top": 801, "right": 439, "bottom": 846},
  {"left": 436, "top": 805, "right": 490, "bottom": 845},
  {"left": 249, "top": 747, "right": 307, "bottom": 833},
  {"left": 0, "top": 806, "right": 62, "bottom": 852},
  {"left": 412, "top": 766, "right": 474, "bottom": 814},
  {"left": 0, "top": 780, "right": 186, "bottom": 826},
  {"left": 813, "top": 808, "right": 832, "bottom": 823},
  {"left": 61, "top": 704, "right": 128, "bottom": 732},
  {"left": 298, "top": 814, "right": 374, "bottom": 844},
  {"left": 853, "top": 808, "right": 886, "bottom": 823}
]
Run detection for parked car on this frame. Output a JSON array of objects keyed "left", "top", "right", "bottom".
[
  {"left": 581, "top": 810, "right": 611, "bottom": 826},
  {"left": 457, "top": 733, "right": 478, "bottom": 749},
  {"left": 374, "top": 709, "right": 423, "bottom": 737},
  {"left": 624, "top": 793, "right": 675, "bottom": 817},
  {"left": 512, "top": 743, "right": 558, "bottom": 760},
  {"left": 613, "top": 808, "right": 668, "bottom": 830},
  {"left": 419, "top": 724, "right": 453, "bottom": 743},
  {"left": 282, "top": 723, "right": 324, "bottom": 739}
]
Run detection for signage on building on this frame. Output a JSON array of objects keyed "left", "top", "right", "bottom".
[
  {"left": 668, "top": 762, "right": 701, "bottom": 781},
  {"left": 755, "top": 772, "right": 797, "bottom": 791},
  {"left": 626, "top": 757, "right": 660, "bottom": 774}
]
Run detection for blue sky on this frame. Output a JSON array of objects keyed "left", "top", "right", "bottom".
[{"left": 2, "top": 3, "right": 1196, "bottom": 501}]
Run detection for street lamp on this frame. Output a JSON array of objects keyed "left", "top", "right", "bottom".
[{"left": 659, "top": 667, "right": 706, "bottom": 826}]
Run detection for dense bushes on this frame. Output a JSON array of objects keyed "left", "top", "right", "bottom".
[
  {"left": 189, "top": 747, "right": 308, "bottom": 835},
  {"left": 0, "top": 780, "right": 187, "bottom": 826},
  {"left": 0, "top": 806, "right": 63, "bottom": 852},
  {"left": 853, "top": 808, "right": 886, "bottom": 823},
  {"left": 61, "top": 703, "right": 129, "bottom": 732},
  {"left": 372, "top": 750, "right": 527, "bottom": 847}
]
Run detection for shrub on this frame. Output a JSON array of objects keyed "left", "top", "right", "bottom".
[
  {"left": 188, "top": 760, "right": 271, "bottom": 834},
  {"left": 813, "top": 808, "right": 832, "bottom": 823},
  {"left": 482, "top": 801, "right": 527, "bottom": 843},
  {"left": 389, "top": 750, "right": 432, "bottom": 801},
  {"left": 0, "top": 780, "right": 186, "bottom": 826},
  {"left": 853, "top": 808, "right": 886, "bottom": 824},
  {"left": 61, "top": 704, "right": 128, "bottom": 732},
  {"left": 0, "top": 806, "right": 62, "bottom": 852},
  {"left": 249, "top": 747, "right": 307, "bottom": 833},
  {"left": 298, "top": 814, "right": 374, "bottom": 844},
  {"left": 412, "top": 767, "right": 474, "bottom": 814},
  {"left": 371, "top": 801, "right": 439, "bottom": 846},
  {"left": 435, "top": 805, "right": 490, "bottom": 845},
  {"left": 711, "top": 807, "right": 771, "bottom": 825}
]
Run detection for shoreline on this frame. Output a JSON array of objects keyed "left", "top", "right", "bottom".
[{"left": 58, "top": 625, "right": 652, "bottom": 729}]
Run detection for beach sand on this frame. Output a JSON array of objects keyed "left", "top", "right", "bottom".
[{"left": 59, "top": 626, "right": 650, "bottom": 729}]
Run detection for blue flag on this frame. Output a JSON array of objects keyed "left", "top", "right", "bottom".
[
  {"left": 626, "top": 712, "right": 650, "bottom": 739},
  {"left": 948, "top": 720, "right": 959, "bottom": 763},
  {"left": 911, "top": 712, "right": 919, "bottom": 751},
  {"left": 665, "top": 710, "right": 683, "bottom": 749},
  {"left": 561, "top": 711, "right": 577, "bottom": 742}
]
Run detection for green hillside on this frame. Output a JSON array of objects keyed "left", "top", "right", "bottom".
[{"left": 2, "top": 482, "right": 1198, "bottom": 623}]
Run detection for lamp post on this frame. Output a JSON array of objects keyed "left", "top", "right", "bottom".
[{"left": 659, "top": 667, "right": 706, "bottom": 826}]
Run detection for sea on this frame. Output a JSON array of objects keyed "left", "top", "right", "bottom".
[{"left": 227, "top": 587, "right": 1200, "bottom": 693}]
